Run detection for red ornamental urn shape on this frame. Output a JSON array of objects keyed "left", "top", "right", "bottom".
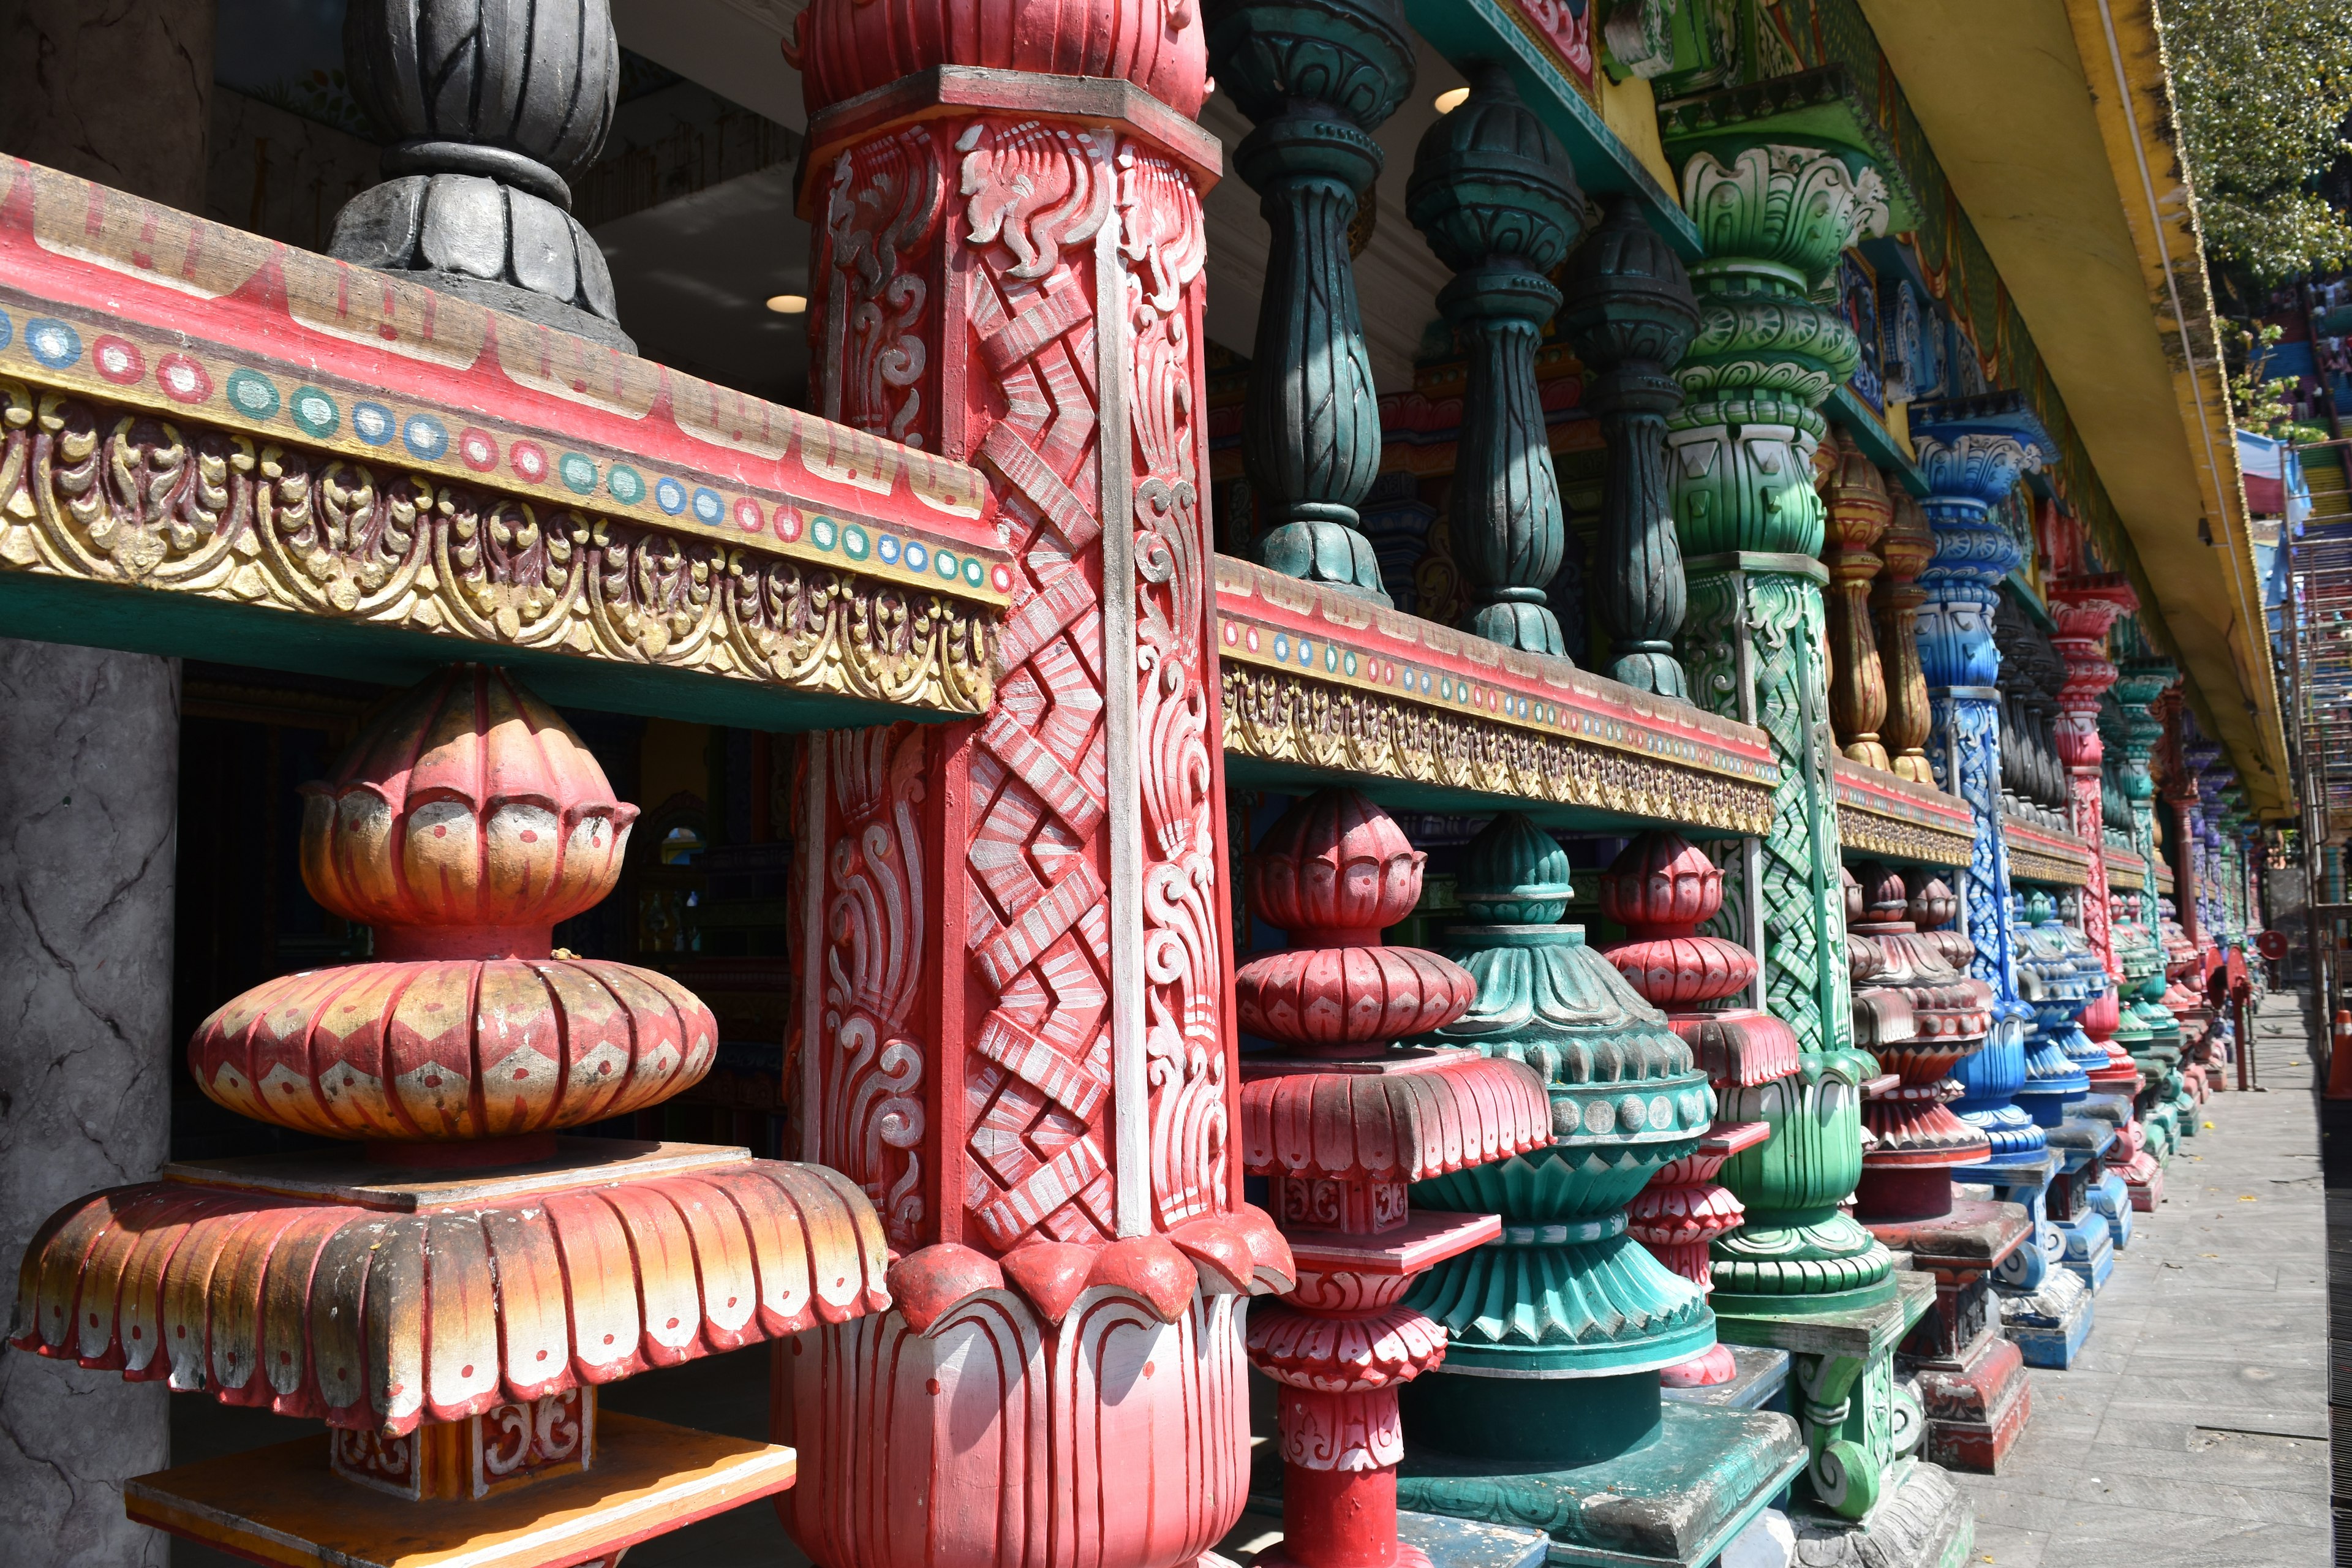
[
  {"left": 1237, "top": 790, "right": 1551, "bottom": 1568},
  {"left": 1597, "top": 831, "right": 1790, "bottom": 1389},
  {"left": 12, "top": 665, "right": 891, "bottom": 1568},
  {"left": 188, "top": 666, "right": 715, "bottom": 1160},
  {"left": 1236, "top": 790, "right": 1480, "bottom": 1060}
]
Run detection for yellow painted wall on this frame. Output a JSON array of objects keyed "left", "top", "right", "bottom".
[{"left": 1599, "top": 75, "right": 1676, "bottom": 198}]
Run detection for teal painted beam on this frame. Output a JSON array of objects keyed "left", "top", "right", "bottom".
[
  {"left": 1400, "top": 0, "right": 1702, "bottom": 259},
  {"left": 0, "top": 572, "right": 948, "bottom": 732}
]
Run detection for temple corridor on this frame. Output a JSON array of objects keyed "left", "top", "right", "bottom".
[
  {"left": 1956, "top": 992, "right": 2328, "bottom": 1567},
  {"left": 0, "top": 3, "right": 2305, "bottom": 1566}
]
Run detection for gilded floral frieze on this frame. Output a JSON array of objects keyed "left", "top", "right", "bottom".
[
  {"left": 0, "top": 156, "right": 1007, "bottom": 712},
  {"left": 0, "top": 382, "right": 996, "bottom": 711}
]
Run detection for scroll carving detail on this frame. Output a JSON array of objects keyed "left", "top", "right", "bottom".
[
  {"left": 0, "top": 386, "right": 994, "bottom": 710},
  {"left": 823, "top": 725, "right": 930, "bottom": 1248}
]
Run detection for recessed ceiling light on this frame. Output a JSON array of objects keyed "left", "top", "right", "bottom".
[
  {"left": 1434, "top": 87, "right": 1470, "bottom": 113},
  {"left": 766, "top": 293, "right": 808, "bottom": 314}
]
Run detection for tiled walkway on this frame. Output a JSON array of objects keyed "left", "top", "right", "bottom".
[{"left": 1954, "top": 992, "right": 2331, "bottom": 1567}]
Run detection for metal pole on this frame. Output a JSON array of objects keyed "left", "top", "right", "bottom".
[
  {"left": 2239, "top": 988, "right": 2256, "bottom": 1091},
  {"left": 2289, "top": 439, "right": 2340, "bottom": 1048},
  {"left": 2287, "top": 554, "right": 2325, "bottom": 1014}
]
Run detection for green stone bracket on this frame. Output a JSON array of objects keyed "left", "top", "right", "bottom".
[
  {"left": 1654, "top": 66, "right": 1921, "bottom": 236},
  {"left": 1400, "top": 0, "right": 1701, "bottom": 257},
  {"left": 1713, "top": 1270, "right": 1935, "bottom": 1521}
]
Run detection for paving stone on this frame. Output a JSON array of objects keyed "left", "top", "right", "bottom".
[
  {"left": 1968, "top": 1520, "right": 2048, "bottom": 1567},
  {"left": 1947, "top": 992, "right": 2331, "bottom": 1567}
]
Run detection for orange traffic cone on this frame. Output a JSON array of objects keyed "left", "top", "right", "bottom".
[{"left": 2328, "top": 1010, "right": 2352, "bottom": 1099}]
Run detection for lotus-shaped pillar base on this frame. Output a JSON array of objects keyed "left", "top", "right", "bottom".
[
  {"left": 1709, "top": 1058, "right": 1898, "bottom": 1314},
  {"left": 1864, "top": 1078, "right": 1989, "bottom": 1166},
  {"left": 1409, "top": 1137, "right": 1717, "bottom": 1377},
  {"left": 1429, "top": 924, "right": 1689, "bottom": 1082}
]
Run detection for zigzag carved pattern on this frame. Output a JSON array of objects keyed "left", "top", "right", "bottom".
[{"left": 959, "top": 136, "right": 1119, "bottom": 1251}]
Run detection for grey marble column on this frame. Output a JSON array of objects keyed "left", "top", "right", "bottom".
[
  {"left": 0, "top": 7, "right": 203, "bottom": 1563},
  {"left": 0, "top": 0, "right": 219, "bottom": 205},
  {"left": 0, "top": 646, "right": 179, "bottom": 1567}
]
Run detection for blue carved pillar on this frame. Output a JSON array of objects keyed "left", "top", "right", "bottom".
[
  {"left": 1206, "top": 0, "right": 1412, "bottom": 601},
  {"left": 1909, "top": 394, "right": 2091, "bottom": 1368},
  {"left": 1911, "top": 397, "right": 2045, "bottom": 1159}
]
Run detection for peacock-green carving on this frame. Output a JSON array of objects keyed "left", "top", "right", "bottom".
[
  {"left": 1406, "top": 67, "right": 1588, "bottom": 655},
  {"left": 1392, "top": 811, "right": 1798, "bottom": 1559},
  {"left": 1207, "top": 0, "right": 1414, "bottom": 600}
]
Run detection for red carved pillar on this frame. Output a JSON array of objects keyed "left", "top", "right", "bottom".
[
  {"left": 2049, "top": 576, "right": 2139, "bottom": 1095},
  {"left": 2157, "top": 685, "right": 2203, "bottom": 949},
  {"left": 777, "top": 12, "right": 1295, "bottom": 1568},
  {"left": 1597, "top": 833, "right": 1789, "bottom": 1389},
  {"left": 1234, "top": 791, "right": 1550, "bottom": 1568}
]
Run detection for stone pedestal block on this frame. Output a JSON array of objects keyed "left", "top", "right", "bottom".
[
  {"left": 1395, "top": 1406, "right": 1804, "bottom": 1568},
  {"left": 1785, "top": 1461, "right": 1974, "bottom": 1568},
  {"left": 1866, "top": 1199, "right": 2034, "bottom": 1473},
  {"left": 2044, "top": 1120, "right": 2117, "bottom": 1292}
]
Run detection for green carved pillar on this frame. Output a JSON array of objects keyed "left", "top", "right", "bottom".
[
  {"left": 1663, "top": 116, "right": 1896, "bottom": 1058},
  {"left": 1406, "top": 67, "right": 1588, "bottom": 655},
  {"left": 1656, "top": 74, "right": 1956, "bottom": 1542},
  {"left": 1207, "top": 0, "right": 1412, "bottom": 601},
  {"left": 1559, "top": 199, "right": 1701, "bottom": 697},
  {"left": 1393, "top": 814, "right": 1804, "bottom": 1566},
  {"left": 2115, "top": 655, "right": 2188, "bottom": 1171}
]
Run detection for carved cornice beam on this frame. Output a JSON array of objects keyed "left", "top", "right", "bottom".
[
  {"left": 2000, "top": 810, "right": 2095, "bottom": 889},
  {"left": 1832, "top": 758, "right": 1973, "bottom": 869},
  {"left": 0, "top": 157, "right": 1006, "bottom": 723},
  {"left": 1216, "top": 554, "right": 1777, "bottom": 832}
]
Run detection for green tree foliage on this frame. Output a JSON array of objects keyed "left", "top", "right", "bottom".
[
  {"left": 2161, "top": 0, "right": 2352, "bottom": 285},
  {"left": 2231, "top": 323, "right": 2328, "bottom": 442}
]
